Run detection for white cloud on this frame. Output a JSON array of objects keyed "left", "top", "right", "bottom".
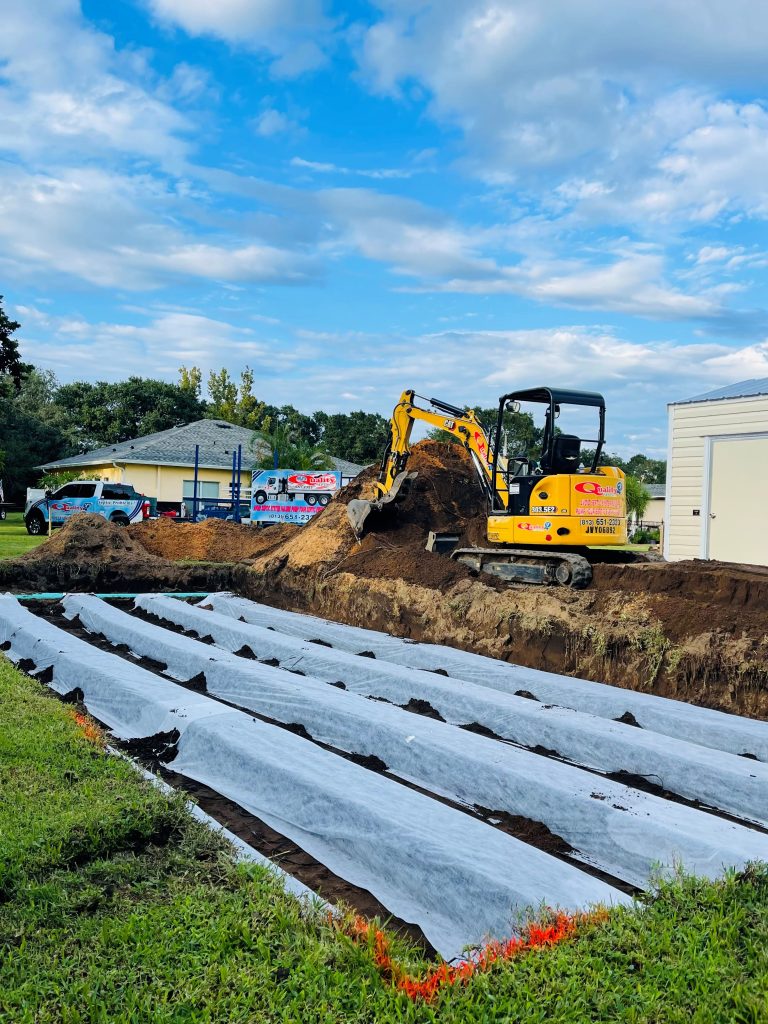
[
  {"left": 290, "top": 156, "right": 414, "bottom": 179},
  {"left": 486, "top": 250, "right": 725, "bottom": 321},
  {"left": 0, "top": 0, "right": 192, "bottom": 167},
  {"left": 20, "top": 301, "right": 768, "bottom": 455},
  {"left": 21, "top": 309, "right": 298, "bottom": 383},
  {"left": 0, "top": 165, "right": 319, "bottom": 289},
  {"left": 254, "top": 108, "right": 302, "bottom": 136},
  {"left": 145, "top": 0, "right": 333, "bottom": 75},
  {"left": 358, "top": 2, "right": 768, "bottom": 227}
]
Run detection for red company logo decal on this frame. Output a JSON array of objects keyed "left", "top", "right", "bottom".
[
  {"left": 575, "top": 481, "right": 620, "bottom": 496},
  {"left": 473, "top": 431, "right": 488, "bottom": 463},
  {"left": 51, "top": 502, "right": 82, "bottom": 512}
]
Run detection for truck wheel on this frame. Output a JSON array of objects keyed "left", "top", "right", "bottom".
[
  {"left": 318, "top": 494, "right": 331, "bottom": 506},
  {"left": 0, "top": 509, "right": 5, "bottom": 521},
  {"left": 254, "top": 490, "right": 268, "bottom": 505},
  {"left": 26, "top": 511, "right": 45, "bottom": 535},
  {"left": 305, "top": 494, "right": 317, "bottom": 506},
  {"left": 111, "top": 513, "right": 129, "bottom": 527}
]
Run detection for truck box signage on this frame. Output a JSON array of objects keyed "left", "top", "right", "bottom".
[{"left": 250, "top": 469, "right": 342, "bottom": 525}]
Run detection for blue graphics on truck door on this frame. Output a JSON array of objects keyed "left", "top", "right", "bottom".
[
  {"left": 47, "top": 483, "right": 99, "bottom": 524},
  {"left": 29, "top": 482, "right": 145, "bottom": 526}
]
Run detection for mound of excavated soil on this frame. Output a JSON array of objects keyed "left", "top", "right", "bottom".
[
  {"left": 19, "top": 513, "right": 170, "bottom": 568},
  {"left": 128, "top": 517, "right": 298, "bottom": 563},
  {"left": 0, "top": 514, "right": 242, "bottom": 594},
  {"left": 255, "top": 441, "right": 489, "bottom": 589}
]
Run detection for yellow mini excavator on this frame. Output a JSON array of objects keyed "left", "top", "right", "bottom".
[{"left": 347, "top": 387, "right": 628, "bottom": 588}]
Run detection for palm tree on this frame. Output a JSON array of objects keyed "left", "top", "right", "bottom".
[{"left": 253, "top": 424, "right": 334, "bottom": 471}]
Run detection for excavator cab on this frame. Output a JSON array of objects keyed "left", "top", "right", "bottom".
[{"left": 493, "top": 387, "right": 604, "bottom": 482}]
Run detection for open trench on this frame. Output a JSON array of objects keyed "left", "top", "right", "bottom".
[{"left": 3, "top": 591, "right": 767, "bottom": 960}]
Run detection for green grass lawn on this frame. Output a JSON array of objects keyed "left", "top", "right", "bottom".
[
  {"left": 0, "top": 511, "right": 47, "bottom": 559},
  {"left": 1, "top": 656, "right": 767, "bottom": 1023}
]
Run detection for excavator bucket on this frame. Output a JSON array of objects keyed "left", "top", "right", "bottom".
[{"left": 347, "top": 470, "right": 418, "bottom": 539}]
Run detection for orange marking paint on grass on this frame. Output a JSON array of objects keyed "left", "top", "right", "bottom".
[
  {"left": 70, "top": 709, "right": 104, "bottom": 745},
  {"left": 336, "top": 908, "right": 608, "bottom": 1002}
]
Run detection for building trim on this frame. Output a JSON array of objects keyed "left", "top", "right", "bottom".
[
  {"left": 663, "top": 404, "right": 675, "bottom": 561},
  {"left": 670, "top": 391, "right": 768, "bottom": 408}
]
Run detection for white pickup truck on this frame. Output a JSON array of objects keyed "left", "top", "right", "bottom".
[{"left": 24, "top": 480, "right": 149, "bottom": 535}]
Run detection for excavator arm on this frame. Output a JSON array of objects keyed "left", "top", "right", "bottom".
[
  {"left": 376, "top": 390, "right": 511, "bottom": 503},
  {"left": 347, "top": 390, "right": 509, "bottom": 538},
  {"left": 346, "top": 385, "right": 628, "bottom": 588}
]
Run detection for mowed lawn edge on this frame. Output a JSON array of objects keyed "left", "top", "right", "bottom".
[
  {"left": 0, "top": 511, "right": 47, "bottom": 560},
  {"left": 1, "top": 657, "right": 767, "bottom": 1023}
]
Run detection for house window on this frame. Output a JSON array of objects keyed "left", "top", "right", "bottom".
[{"left": 182, "top": 480, "right": 220, "bottom": 500}]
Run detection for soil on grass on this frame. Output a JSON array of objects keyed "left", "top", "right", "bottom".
[{"left": 128, "top": 517, "right": 298, "bottom": 563}]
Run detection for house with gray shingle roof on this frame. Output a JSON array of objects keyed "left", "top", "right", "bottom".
[{"left": 39, "top": 419, "right": 364, "bottom": 513}]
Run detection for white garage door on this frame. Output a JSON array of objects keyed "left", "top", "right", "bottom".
[{"left": 708, "top": 435, "right": 768, "bottom": 566}]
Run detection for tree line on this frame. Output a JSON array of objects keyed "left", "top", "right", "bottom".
[
  {"left": 0, "top": 299, "right": 390, "bottom": 501},
  {"left": 0, "top": 299, "right": 665, "bottom": 515}
]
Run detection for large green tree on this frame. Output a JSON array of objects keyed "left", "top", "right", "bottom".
[
  {"left": 0, "top": 296, "right": 32, "bottom": 390},
  {"left": 314, "top": 410, "right": 389, "bottom": 464},
  {"left": 428, "top": 405, "right": 545, "bottom": 460},
  {"left": 624, "top": 453, "right": 666, "bottom": 484},
  {"left": 53, "top": 377, "right": 206, "bottom": 450},
  {"left": 203, "top": 367, "right": 268, "bottom": 429},
  {"left": 0, "top": 374, "right": 65, "bottom": 502}
]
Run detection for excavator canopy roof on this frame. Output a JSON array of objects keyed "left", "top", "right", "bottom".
[{"left": 500, "top": 387, "right": 605, "bottom": 409}]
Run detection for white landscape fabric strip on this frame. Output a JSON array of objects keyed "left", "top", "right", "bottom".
[
  {"left": 0, "top": 594, "right": 219, "bottom": 738},
  {"left": 126, "top": 593, "right": 768, "bottom": 826},
  {"left": 0, "top": 595, "right": 628, "bottom": 959},
  {"left": 202, "top": 593, "right": 768, "bottom": 763},
  {"left": 62, "top": 595, "right": 768, "bottom": 889},
  {"left": 122, "top": 753, "right": 325, "bottom": 907}
]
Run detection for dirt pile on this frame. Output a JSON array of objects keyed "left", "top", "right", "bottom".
[
  {"left": 128, "top": 517, "right": 298, "bottom": 563},
  {"left": 591, "top": 559, "right": 768, "bottom": 641},
  {"left": 19, "top": 514, "right": 169, "bottom": 569},
  {"left": 254, "top": 441, "right": 489, "bottom": 588},
  {"left": 0, "top": 514, "right": 242, "bottom": 593}
]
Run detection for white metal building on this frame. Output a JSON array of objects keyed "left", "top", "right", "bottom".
[{"left": 664, "top": 378, "right": 768, "bottom": 565}]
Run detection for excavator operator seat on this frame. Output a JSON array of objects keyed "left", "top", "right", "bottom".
[{"left": 543, "top": 434, "right": 581, "bottom": 474}]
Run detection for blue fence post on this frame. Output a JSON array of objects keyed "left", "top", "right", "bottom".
[
  {"left": 235, "top": 444, "right": 243, "bottom": 523},
  {"left": 230, "top": 449, "right": 237, "bottom": 519},
  {"left": 192, "top": 445, "right": 200, "bottom": 522}
]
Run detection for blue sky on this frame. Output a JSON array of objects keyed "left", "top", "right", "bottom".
[{"left": 3, "top": 0, "right": 768, "bottom": 456}]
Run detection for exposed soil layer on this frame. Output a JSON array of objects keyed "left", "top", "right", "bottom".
[
  {"left": 128, "top": 517, "right": 298, "bottom": 563},
  {"left": 228, "top": 441, "right": 768, "bottom": 719}
]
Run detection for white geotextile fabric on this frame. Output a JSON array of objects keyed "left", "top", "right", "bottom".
[
  {"left": 123, "top": 593, "right": 768, "bottom": 826},
  {"left": 202, "top": 593, "right": 768, "bottom": 763},
  {"left": 0, "top": 596, "right": 629, "bottom": 958},
  {"left": 63, "top": 596, "right": 768, "bottom": 889},
  {"left": 126, "top": 755, "right": 325, "bottom": 907},
  {"left": 0, "top": 595, "right": 219, "bottom": 738}
]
